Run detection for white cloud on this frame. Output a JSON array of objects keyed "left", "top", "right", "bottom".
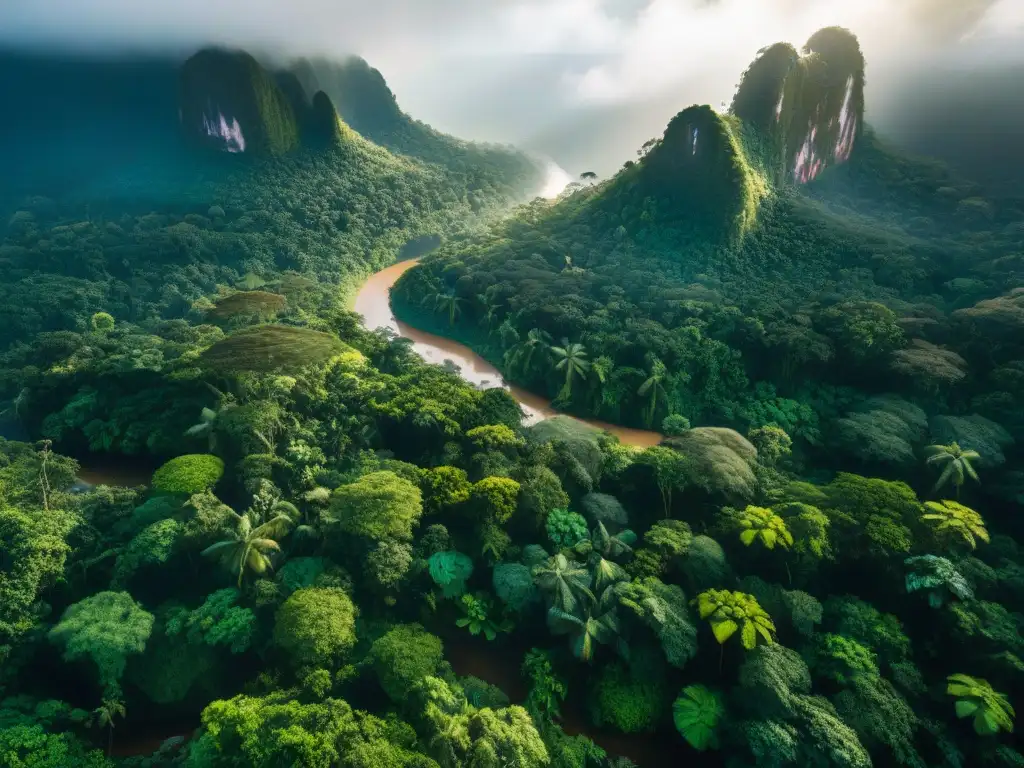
[
  {"left": 0, "top": 0, "right": 1020, "bottom": 154},
  {"left": 560, "top": 0, "right": 1018, "bottom": 106}
]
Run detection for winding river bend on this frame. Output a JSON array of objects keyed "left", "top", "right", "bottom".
[{"left": 354, "top": 259, "right": 662, "bottom": 449}]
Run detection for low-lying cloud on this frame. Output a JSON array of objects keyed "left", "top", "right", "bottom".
[{"left": 2, "top": 0, "right": 1022, "bottom": 175}]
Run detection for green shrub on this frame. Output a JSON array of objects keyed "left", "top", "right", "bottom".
[
  {"left": 273, "top": 587, "right": 357, "bottom": 667},
  {"left": 368, "top": 624, "right": 444, "bottom": 702},
  {"left": 151, "top": 454, "right": 224, "bottom": 495},
  {"left": 546, "top": 509, "right": 589, "bottom": 551},
  {"left": 589, "top": 661, "right": 666, "bottom": 733}
]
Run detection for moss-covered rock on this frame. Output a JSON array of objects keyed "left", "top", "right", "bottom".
[
  {"left": 179, "top": 48, "right": 300, "bottom": 156},
  {"left": 636, "top": 105, "right": 768, "bottom": 242}
]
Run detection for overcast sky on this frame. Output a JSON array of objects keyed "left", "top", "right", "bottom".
[{"left": 2, "top": 0, "right": 1023, "bottom": 173}]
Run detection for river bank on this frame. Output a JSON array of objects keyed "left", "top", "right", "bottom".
[{"left": 353, "top": 258, "right": 662, "bottom": 448}]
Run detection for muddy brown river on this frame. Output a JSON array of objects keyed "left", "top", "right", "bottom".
[{"left": 354, "top": 259, "right": 662, "bottom": 448}]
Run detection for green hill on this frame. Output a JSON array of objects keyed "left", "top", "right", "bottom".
[
  {"left": 288, "top": 56, "right": 541, "bottom": 188},
  {"left": 393, "top": 27, "right": 1023, "bottom": 445},
  {"left": 0, "top": 46, "right": 544, "bottom": 359}
]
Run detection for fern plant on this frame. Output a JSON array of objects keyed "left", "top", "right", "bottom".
[
  {"left": 673, "top": 685, "right": 724, "bottom": 750},
  {"left": 922, "top": 500, "right": 989, "bottom": 550},
  {"left": 522, "top": 648, "right": 568, "bottom": 723},
  {"left": 904, "top": 555, "right": 973, "bottom": 608},
  {"left": 456, "top": 592, "right": 512, "bottom": 641},
  {"left": 692, "top": 589, "right": 775, "bottom": 650},
  {"left": 947, "top": 674, "right": 1014, "bottom": 735},
  {"left": 730, "top": 505, "right": 793, "bottom": 550}
]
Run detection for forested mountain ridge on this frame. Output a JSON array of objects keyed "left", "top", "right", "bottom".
[
  {"left": 0, "top": 45, "right": 543, "bottom": 355},
  {"left": 393, "top": 26, "right": 1024, "bottom": 469}
]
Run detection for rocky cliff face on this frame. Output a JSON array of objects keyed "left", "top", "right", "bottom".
[
  {"left": 289, "top": 56, "right": 404, "bottom": 144},
  {"left": 732, "top": 26, "right": 865, "bottom": 184},
  {"left": 178, "top": 48, "right": 300, "bottom": 156}
]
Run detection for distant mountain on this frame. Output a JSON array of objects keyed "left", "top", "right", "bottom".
[
  {"left": 0, "top": 45, "right": 541, "bottom": 201},
  {"left": 731, "top": 27, "right": 864, "bottom": 186},
  {"left": 584, "top": 27, "right": 867, "bottom": 243},
  {"left": 287, "top": 55, "right": 540, "bottom": 183},
  {"left": 179, "top": 48, "right": 302, "bottom": 156},
  {"left": 869, "top": 60, "right": 1024, "bottom": 197},
  {"left": 0, "top": 49, "right": 186, "bottom": 198},
  {"left": 290, "top": 56, "right": 403, "bottom": 144}
]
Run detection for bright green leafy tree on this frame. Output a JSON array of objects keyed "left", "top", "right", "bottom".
[
  {"left": 471, "top": 476, "right": 521, "bottom": 524},
  {"left": 728, "top": 505, "right": 794, "bottom": 550},
  {"left": 635, "top": 446, "right": 690, "bottom": 517},
  {"left": 328, "top": 471, "right": 423, "bottom": 542},
  {"left": 151, "top": 454, "right": 224, "bottom": 495},
  {"left": 273, "top": 586, "right": 357, "bottom": 667},
  {"left": 48, "top": 591, "right": 154, "bottom": 696}
]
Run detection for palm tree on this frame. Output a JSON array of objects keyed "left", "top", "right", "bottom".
[
  {"left": 433, "top": 290, "right": 464, "bottom": 326},
  {"left": 637, "top": 357, "right": 669, "bottom": 427},
  {"left": 90, "top": 697, "right": 126, "bottom": 757},
  {"left": 925, "top": 442, "right": 981, "bottom": 498},
  {"left": 504, "top": 328, "right": 552, "bottom": 379},
  {"left": 185, "top": 406, "right": 220, "bottom": 451},
  {"left": 477, "top": 294, "right": 502, "bottom": 333},
  {"left": 0, "top": 387, "right": 30, "bottom": 423},
  {"left": 201, "top": 506, "right": 293, "bottom": 587},
  {"left": 587, "top": 355, "right": 614, "bottom": 411},
  {"left": 533, "top": 553, "right": 594, "bottom": 613},
  {"left": 588, "top": 522, "right": 635, "bottom": 562},
  {"left": 551, "top": 339, "right": 590, "bottom": 399},
  {"left": 591, "top": 556, "right": 629, "bottom": 592},
  {"left": 269, "top": 499, "right": 320, "bottom": 542},
  {"left": 546, "top": 599, "right": 621, "bottom": 662}
]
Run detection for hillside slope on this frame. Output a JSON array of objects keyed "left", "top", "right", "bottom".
[
  {"left": 394, "top": 27, "right": 1024, "bottom": 464},
  {"left": 0, "top": 46, "right": 544, "bottom": 361}
]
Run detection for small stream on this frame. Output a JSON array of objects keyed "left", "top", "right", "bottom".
[{"left": 353, "top": 259, "right": 662, "bottom": 449}]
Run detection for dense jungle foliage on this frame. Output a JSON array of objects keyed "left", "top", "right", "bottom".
[{"left": 1, "top": 28, "right": 1023, "bottom": 768}]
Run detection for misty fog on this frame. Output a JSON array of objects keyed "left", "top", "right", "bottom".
[{"left": 1, "top": 0, "right": 1022, "bottom": 182}]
